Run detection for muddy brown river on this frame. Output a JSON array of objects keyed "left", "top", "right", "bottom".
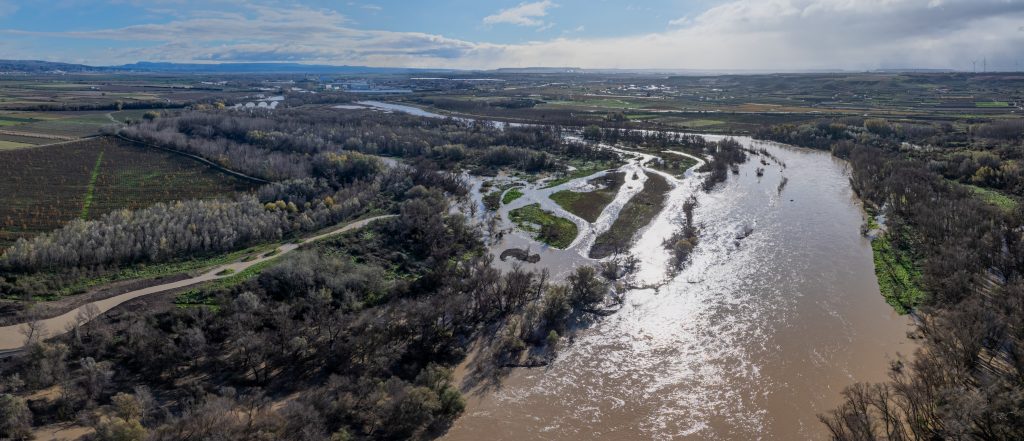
[
  {"left": 341, "top": 103, "right": 915, "bottom": 440},
  {"left": 445, "top": 137, "right": 915, "bottom": 440}
]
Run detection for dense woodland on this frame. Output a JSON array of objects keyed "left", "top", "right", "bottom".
[
  {"left": 756, "top": 118, "right": 1024, "bottom": 196},
  {"left": 118, "top": 109, "right": 613, "bottom": 181},
  {"left": 0, "top": 189, "right": 612, "bottom": 440},
  {"left": 0, "top": 106, "right": 622, "bottom": 440},
  {"left": 755, "top": 118, "right": 1024, "bottom": 439}
]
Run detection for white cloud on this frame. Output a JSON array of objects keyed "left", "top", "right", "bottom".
[
  {"left": 668, "top": 15, "right": 689, "bottom": 26},
  {"left": 494, "top": 0, "right": 1024, "bottom": 71},
  {"left": 483, "top": 1, "right": 557, "bottom": 27},
  {"left": 4, "top": 0, "right": 1024, "bottom": 71},
  {"left": 347, "top": 2, "right": 382, "bottom": 12}
]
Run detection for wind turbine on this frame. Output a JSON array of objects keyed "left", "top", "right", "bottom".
[{"left": 971, "top": 60, "right": 978, "bottom": 73}]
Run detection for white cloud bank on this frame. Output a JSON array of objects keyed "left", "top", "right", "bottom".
[
  {"left": 483, "top": 1, "right": 557, "bottom": 27},
  {"left": 5, "top": 0, "right": 1024, "bottom": 70}
]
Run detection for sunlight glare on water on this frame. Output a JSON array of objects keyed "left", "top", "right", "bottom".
[{"left": 445, "top": 137, "right": 915, "bottom": 441}]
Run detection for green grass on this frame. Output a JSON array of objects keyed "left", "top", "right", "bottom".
[
  {"left": 649, "top": 154, "right": 699, "bottom": 177},
  {"left": 175, "top": 260, "right": 274, "bottom": 307},
  {"left": 0, "top": 134, "right": 48, "bottom": 145},
  {"left": 173, "top": 289, "right": 218, "bottom": 308},
  {"left": 677, "top": 119, "right": 725, "bottom": 128},
  {"left": 175, "top": 242, "right": 317, "bottom": 307},
  {"left": 111, "top": 109, "right": 166, "bottom": 123},
  {"left": 544, "top": 98, "right": 642, "bottom": 109},
  {"left": 549, "top": 172, "right": 625, "bottom": 222},
  {"left": 0, "top": 115, "right": 38, "bottom": 124},
  {"left": 509, "top": 203, "right": 578, "bottom": 249},
  {"left": 0, "top": 140, "right": 31, "bottom": 150},
  {"left": 871, "top": 232, "right": 925, "bottom": 314},
  {"left": 9, "top": 245, "right": 277, "bottom": 301},
  {"left": 964, "top": 183, "right": 1018, "bottom": 211},
  {"left": 80, "top": 150, "right": 104, "bottom": 220},
  {"left": 975, "top": 101, "right": 1009, "bottom": 108},
  {"left": 502, "top": 187, "right": 524, "bottom": 205},
  {"left": 204, "top": 260, "right": 273, "bottom": 291}
]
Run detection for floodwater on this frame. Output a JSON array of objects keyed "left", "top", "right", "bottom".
[
  {"left": 444, "top": 136, "right": 915, "bottom": 440},
  {"left": 336, "top": 102, "right": 913, "bottom": 439},
  {"left": 353, "top": 101, "right": 452, "bottom": 119},
  {"left": 459, "top": 146, "right": 677, "bottom": 278}
]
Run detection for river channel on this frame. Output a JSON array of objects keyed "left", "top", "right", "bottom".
[{"left": 353, "top": 102, "right": 916, "bottom": 440}]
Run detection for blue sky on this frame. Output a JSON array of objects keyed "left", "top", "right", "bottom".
[{"left": 1, "top": 0, "right": 1023, "bottom": 70}]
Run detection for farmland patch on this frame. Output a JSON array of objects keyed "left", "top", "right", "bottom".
[{"left": 0, "top": 137, "right": 255, "bottom": 249}]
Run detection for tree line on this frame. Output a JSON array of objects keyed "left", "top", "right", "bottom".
[
  {"left": 117, "top": 109, "right": 607, "bottom": 181},
  {"left": 755, "top": 117, "right": 1024, "bottom": 440},
  {"left": 756, "top": 117, "right": 1024, "bottom": 196}
]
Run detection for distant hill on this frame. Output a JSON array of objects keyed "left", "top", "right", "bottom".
[
  {"left": 0, "top": 59, "right": 460, "bottom": 74},
  {"left": 0, "top": 59, "right": 108, "bottom": 73},
  {"left": 116, "top": 62, "right": 459, "bottom": 74},
  {"left": 494, "top": 67, "right": 583, "bottom": 74}
]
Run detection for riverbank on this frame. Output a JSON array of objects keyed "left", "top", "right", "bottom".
[{"left": 444, "top": 137, "right": 915, "bottom": 441}]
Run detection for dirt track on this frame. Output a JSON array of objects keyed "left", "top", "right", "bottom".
[{"left": 0, "top": 215, "right": 394, "bottom": 353}]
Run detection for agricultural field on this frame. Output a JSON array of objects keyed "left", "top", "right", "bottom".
[
  {"left": 0, "top": 79, "right": 166, "bottom": 109},
  {"left": 404, "top": 71, "right": 1024, "bottom": 135},
  {"left": 0, "top": 137, "right": 255, "bottom": 248},
  {"left": 0, "top": 109, "right": 114, "bottom": 139},
  {"left": 0, "top": 140, "right": 33, "bottom": 150},
  {"left": 0, "top": 132, "right": 51, "bottom": 145}
]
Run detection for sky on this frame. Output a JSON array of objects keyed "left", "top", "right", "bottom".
[{"left": 0, "top": 0, "right": 1023, "bottom": 71}]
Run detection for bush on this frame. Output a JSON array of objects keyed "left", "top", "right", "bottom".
[
  {"left": 0, "top": 394, "right": 32, "bottom": 441},
  {"left": 94, "top": 416, "right": 147, "bottom": 441},
  {"left": 568, "top": 266, "right": 607, "bottom": 308}
]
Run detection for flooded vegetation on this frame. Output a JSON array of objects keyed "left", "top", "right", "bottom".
[
  {"left": 589, "top": 172, "right": 671, "bottom": 259},
  {"left": 445, "top": 135, "right": 914, "bottom": 440},
  {"left": 550, "top": 172, "right": 625, "bottom": 223},
  {"left": 508, "top": 204, "right": 579, "bottom": 249}
]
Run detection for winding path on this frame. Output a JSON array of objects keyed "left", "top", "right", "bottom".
[{"left": 0, "top": 215, "right": 394, "bottom": 354}]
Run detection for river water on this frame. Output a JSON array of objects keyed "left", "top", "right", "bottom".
[
  {"left": 445, "top": 138, "right": 914, "bottom": 440},
  {"left": 338, "top": 103, "right": 915, "bottom": 440}
]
